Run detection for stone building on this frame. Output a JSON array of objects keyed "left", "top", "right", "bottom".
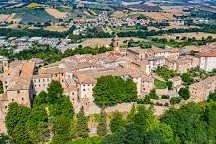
[{"left": 200, "top": 49, "right": 216, "bottom": 72}]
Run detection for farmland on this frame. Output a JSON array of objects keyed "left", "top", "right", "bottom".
[
  {"left": 0, "top": 7, "right": 56, "bottom": 24},
  {"left": 81, "top": 37, "right": 144, "bottom": 47},
  {"left": 44, "top": 25, "right": 69, "bottom": 32},
  {"left": 45, "top": 8, "right": 68, "bottom": 19},
  {"left": 111, "top": 11, "right": 185, "bottom": 20},
  {"left": 154, "top": 32, "right": 216, "bottom": 40}
]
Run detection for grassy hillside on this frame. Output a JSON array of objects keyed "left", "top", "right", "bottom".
[{"left": 0, "top": 7, "right": 56, "bottom": 24}]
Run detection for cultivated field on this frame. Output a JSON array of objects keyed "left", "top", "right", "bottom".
[
  {"left": 154, "top": 32, "right": 216, "bottom": 40},
  {"left": 45, "top": 8, "right": 68, "bottom": 19},
  {"left": 44, "top": 25, "right": 69, "bottom": 32},
  {"left": 140, "top": 12, "right": 176, "bottom": 20},
  {"left": 111, "top": 11, "right": 184, "bottom": 20},
  {"left": 164, "top": 23, "right": 199, "bottom": 30},
  {"left": 0, "top": 13, "right": 21, "bottom": 23},
  {"left": 81, "top": 37, "right": 144, "bottom": 47}
]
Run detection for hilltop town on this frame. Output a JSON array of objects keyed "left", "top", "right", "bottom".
[
  {"left": 1, "top": 40, "right": 216, "bottom": 134},
  {"left": 0, "top": 0, "right": 216, "bottom": 144}
]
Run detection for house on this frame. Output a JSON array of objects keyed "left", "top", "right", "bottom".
[
  {"left": 200, "top": 49, "right": 216, "bottom": 72},
  {"left": 189, "top": 76, "right": 216, "bottom": 102}
]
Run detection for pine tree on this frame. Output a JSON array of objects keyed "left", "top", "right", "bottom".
[
  {"left": 76, "top": 107, "right": 89, "bottom": 138},
  {"left": 110, "top": 112, "right": 125, "bottom": 133},
  {"left": 97, "top": 111, "right": 108, "bottom": 137}
]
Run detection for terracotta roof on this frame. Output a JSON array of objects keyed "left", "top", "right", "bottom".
[
  {"left": 32, "top": 74, "right": 51, "bottom": 79},
  {"left": 201, "top": 49, "right": 216, "bottom": 57},
  {"left": 6, "top": 62, "right": 35, "bottom": 91}
]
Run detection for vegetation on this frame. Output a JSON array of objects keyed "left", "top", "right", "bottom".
[
  {"left": 155, "top": 66, "right": 178, "bottom": 80},
  {"left": 93, "top": 75, "right": 137, "bottom": 107},
  {"left": 154, "top": 79, "right": 167, "bottom": 89},
  {"left": 5, "top": 81, "right": 74, "bottom": 144},
  {"left": 0, "top": 81, "right": 3, "bottom": 94},
  {"left": 127, "top": 36, "right": 216, "bottom": 49},
  {"left": 26, "top": 3, "right": 43, "bottom": 9},
  {"left": 0, "top": 133, "right": 10, "bottom": 144},
  {"left": 178, "top": 87, "right": 190, "bottom": 100},
  {"left": 166, "top": 81, "right": 173, "bottom": 90},
  {"left": 162, "top": 102, "right": 216, "bottom": 144},
  {"left": 148, "top": 89, "right": 159, "bottom": 100},
  {"left": 181, "top": 73, "right": 194, "bottom": 85},
  {"left": 76, "top": 107, "right": 89, "bottom": 138},
  {"left": 103, "top": 101, "right": 216, "bottom": 144},
  {"left": 97, "top": 112, "right": 108, "bottom": 137},
  {"left": 170, "top": 97, "right": 182, "bottom": 105},
  {"left": 208, "top": 93, "right": 216, "bottom": 102},
  {"left": 4, "top": 80, "right": 216, "bottom": 144},
  {"left": 67, "top": 137, "right": 101, "bottom": 144},
  {"left": 0, "top": 43, "right": 113, "bottom": 64},
  {"left": 110, "top": 112, "right": 125, "bottom": 133}
]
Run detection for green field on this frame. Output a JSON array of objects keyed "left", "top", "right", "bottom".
[{"left": 0, "top": 7, "right": 56, "bottom": 24}]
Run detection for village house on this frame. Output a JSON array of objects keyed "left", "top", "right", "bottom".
[
  {"left": 168, "top": 76, "right": 183, "bottom": 94},
  {"left": 0, "top": 61, "right": 35, "bottom": 133},
  {"left": 200, "top": 49, "right": 216, "bottom": 72},
  {"left": 189, "top": 76, "right": 216, "bottom": 102}
]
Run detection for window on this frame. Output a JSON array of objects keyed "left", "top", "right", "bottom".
[
  {"left": 12, "top": 99, "right": 14, "bottom": 102},
  {"left": 17, "top": 90, "right": 20, "bottom": 93},
  {"left": 43, "top": 79, "right": 45, "bottom": 82},
  {"left": 22, "top": 98, "right": 24, "bottom": 101},
  {"left": 83, "top": 89, "right": 85, "bottom": 91}
]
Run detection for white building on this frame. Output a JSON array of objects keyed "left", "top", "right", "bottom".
[{"left": 200, "top": 50, "right": 216, "bottom": 72}]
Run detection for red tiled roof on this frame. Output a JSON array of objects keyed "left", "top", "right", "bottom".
[{"left": 201, "top": 50, "right": 216, "bottom": 57}]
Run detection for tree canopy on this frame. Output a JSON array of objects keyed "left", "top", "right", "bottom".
[
  {"left": 93, "top": 75, "right": 137, "bottom": 107},
  {"left": 5, "top": 81, "right": 74, "bottom": 144}
]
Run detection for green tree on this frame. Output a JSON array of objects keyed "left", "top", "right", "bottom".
[
  {"left": 76, "top": 107, "right": 89, "bottom": 138},
  {"left": 144, "top": 123, "right": 175, "bottom": 144},
  {"left": 0, "top": 134, "right": 10, "bottom": 144},
  {"left": 148, "top": 89, "right": 159, "bottom": 99},
  {"left": 47, "top": 80, "right": 64, "bottom": 104},
  {"left": 103, "top": 124, "right": 145, "bottom": 144},
  {"left": 178, "top": 87, "right": 190, "bottom": 100},
  {"left": 170, "top": 97, "right": 181, "bottom": 105},
  {"left": 110, "top": 112, "right": 125, "bottom": 133},
  {"left": 133, "top": 106, "right": 158, "bottom": 131},
  {"left": 208, "top": 93, "right": 216, "bottom": 102},
  {"left": 25, "top": 106, "right": 50, "bottom": 143},
  {"left": 166, "top": 81, "right": 173, "bottom": 90},
  {"left": 97, "top": 111, "right": 108, "bottom": 137},
  {"left": 33, "top": 91, "right": 48, "bottom": 106},
  {"left": 93, "top": 76, "right": 137, "bottom": 107},
  {"left": 127, "top": 104, "right": 136, "bottom": 123},
  {"left": 181, "top": 73, "right": 194, "bottom": 85},
  {"left": 162, "top": 103, "right": 208, "bottom": 144},
  {"left": 204, "top": 101, "right": 216, "bottom": 143},
  {"left": 5, "top": 103, "right": 31, "bottom": 144}
]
